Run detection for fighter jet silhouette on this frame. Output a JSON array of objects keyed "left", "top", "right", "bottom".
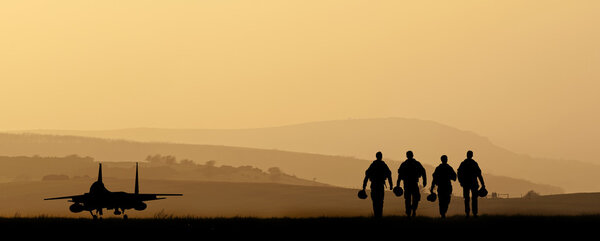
[{"left": 45, "top": 162, "right": 182, "bottom": 219}]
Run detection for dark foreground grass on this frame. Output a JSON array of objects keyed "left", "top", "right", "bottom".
[{"left": 0, "top": 215, "right": 598, "bottom": 240}]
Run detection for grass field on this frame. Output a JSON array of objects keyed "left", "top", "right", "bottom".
[
  {"left": 1, "top": 215, "right": 597, "bottom": 240},
  {"left": 4, "top": 179, "right": 600, "bottom": 218}
]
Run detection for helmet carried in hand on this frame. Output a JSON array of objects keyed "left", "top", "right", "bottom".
[
  {"left": 393, "top": 186, "right": 404, "bottom": 197},
  {"left": 478, "top": 187, "right": 488, "bottom": 197},
  {"left": 426, "top": 193, "right": 437, "bottom": 202},
  {"left": 358, "top": 189, "right": 368, "bottom": 199}
]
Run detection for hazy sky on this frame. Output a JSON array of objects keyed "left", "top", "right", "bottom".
[{"left": 1, "top": 1, "right": 599, "bottom": 163}]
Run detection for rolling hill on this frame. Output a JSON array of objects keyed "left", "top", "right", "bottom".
[
  {"left": 18, "top": 118, "right": 600, "bottom": 192},
  {"left": 0, "top": 154, "right": 325, "bottom": 187},
  {"left": 0, "top": 134, "right": 562, "bottom": 197}
]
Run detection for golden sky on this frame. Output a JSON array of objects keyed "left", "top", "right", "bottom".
[{"left": 0, "top": 1, "right": 599, "bottom": 162}]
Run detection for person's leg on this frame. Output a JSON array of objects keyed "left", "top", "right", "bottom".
[
  {"left": 404, "top": 192, "right": 412, "bottom": 216},
  {"left": 439, "top": 192, "right": 450, "bottom": 218},
  {"left": 403, "top": 184, "right": 412, "bottom": 216},
  {"left": 371, "top": 188, "right": 384, "bottom": 218},
  {"left": 471, "top": 188, "right": 478, "bottom": 217},
  {"left": 373, "top": 198, "right": 383, "bottom": 218},
  {"left": 463, "top": 187, "right": 470, "bottom": 217},
  {"left": 412, "top": 186, "right": 420, "bottom": 217},
  {"left": 377, "top": 191, "right": 384, "bottom": 218}
]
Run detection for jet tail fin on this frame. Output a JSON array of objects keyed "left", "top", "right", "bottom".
[
  {"left": 98, "top": 163, "right": 102, "bottom": 182},
  {"left": 135, "top": 162, "right": 139, "bottom": 195}
]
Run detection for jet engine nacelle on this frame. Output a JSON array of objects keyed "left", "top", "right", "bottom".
[
  {"left": 134, "top": 202, "right": 147, "bottom": 211},
  {"left": 69, "top": 203, "right": 85, "bottom": 213}
]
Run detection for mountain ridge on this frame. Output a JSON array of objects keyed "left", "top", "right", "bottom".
[
  {"left": 12, "top": 118, "right": 599, "bottom": 193},
  {"left": 0, "top": 132, "right": 562, "bottom": 197}
]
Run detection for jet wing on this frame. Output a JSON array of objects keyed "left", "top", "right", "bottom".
[
  {"left": 136, "top": 193, "right": 182, "bottom": 201},
  {"left": 44, "top": 195, "right": 86, "bottom": 201}
]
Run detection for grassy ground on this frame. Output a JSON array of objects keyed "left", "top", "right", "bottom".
[
  {"left": 7, "top": 179, "right": 600, "bottom": 218},
  {"left": 0, "top": 215, "right": 597, "bottom": 240}
]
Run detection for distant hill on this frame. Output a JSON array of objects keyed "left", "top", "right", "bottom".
[
  {"left": 19, "top": 118, "right": 599, "bottom": 193},
  {"left": 0, "top": 178, "right": 597, "bottom": 218},
  {"left": 0, "top": 133, "right": 562, "bottom": 197},
  {"left": 0, "top": 154, "right": 324, "bottom": 187}
]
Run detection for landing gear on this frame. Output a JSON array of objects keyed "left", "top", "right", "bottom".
[
  {"left": 121, "top": 208, "right": 128, "bottom": 220},
  {"left": 90, "top": 209, "right": 103, "bottom": 220},
  {"left": 113, "top": 208, "right": 128, "bottom": 219},
  {"left": 90, "top": 210, "right": 98, "bottom": 220}
]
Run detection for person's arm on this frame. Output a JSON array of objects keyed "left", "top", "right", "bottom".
[
  {"left": 457, "top": 163, "right": 463, "bottom": 186},
  {"left": 476, "top": 163, "right": 485, "bottom": 187},
  {"left": 451, "top": 168, "right": 457, "bottom": 181},
  {"left": 396, "top": 168, "right": 402, "bottom": 187},
  {"left": 430, "top": 174, "right": 436, "bottom": 193},
  {"left": 386, "top": 165, "right": 393, "bottom": 190},
  {"left": 421, "top": 163, "right": 427, "bottom": 187},
  {"left": 363, "top": 165, "right": 372, "bottom": 190},
  {"left": 478, "top": 172, "right": 485, "bottom": 187}
]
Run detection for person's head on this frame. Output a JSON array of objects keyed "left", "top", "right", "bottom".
[
  {"left": 441, "top": 155, "right": 448, "bottom": 164},
  {"left": 376, "top": 151, "right": 383, "bottom": 160},
  {"left": 467, "top": 150, "right": 473, "bottom": 159},
  {"left": 406, "top": 151, "right": 414, "bottom": 159}
]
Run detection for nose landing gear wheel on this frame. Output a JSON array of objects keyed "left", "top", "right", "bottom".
[{"left": 123, "top": 215, "right": 128, "bottom": 220}]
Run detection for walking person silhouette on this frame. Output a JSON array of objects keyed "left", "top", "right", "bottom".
[
  {"left": 396, "top": 151, "right": 426, "bottom": 217},
  {"left": 362, "top": 151, "right": 393, "bottom": 218},
  {"left": 457, "top": 150, "right": 485, "bottom": 218},
  {"left": 430, "top": 155, "right": 457, "bottom": 218}
]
